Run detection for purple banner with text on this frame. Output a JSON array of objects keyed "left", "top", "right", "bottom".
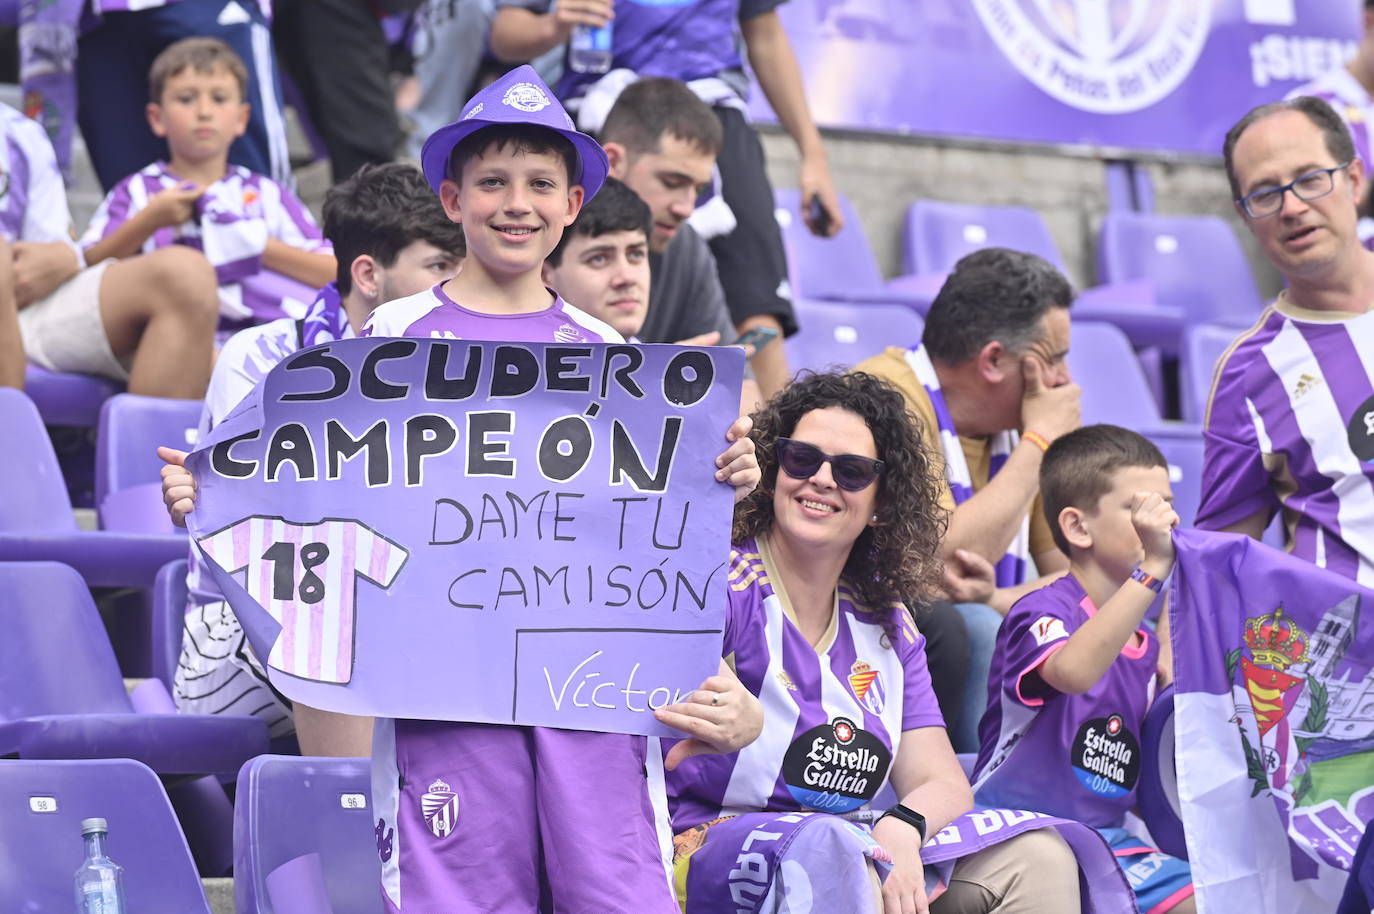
[
  {"left": 754, "top": 0, "right": 1359, "bottom": 155},
  {"left": 186, "top": 338, "right": 744, "bottom": 736}
]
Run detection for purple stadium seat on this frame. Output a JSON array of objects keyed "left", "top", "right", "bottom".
[
  {"left": 904, "top": 200, "right": 1186, "bottom": 351},
  {"left": 903, "top": 199, "right": 1066, "bottom": 275},
  {"left": 786, "top": 299, "right": 923, "bottom": 373},
  {"left": 1138, "top": 684, "right": 1187, "bottom": 860},
  {"left": 0, "top": 759, "right": 213, "bottom": 913},
  {"left": 96, "top": 394, "right": 201, "bottom": 533},
  {"left": 24, "top": 365, "right": 123, "bottom": 427},
  {"left": 0, "top": 388, "right": 186, "bottom": 586},
  {"left": 153, "top": 559, "right": 190, "bottom": 693},
  {"left": 1149, "top": 435, "right": 1204, "bottom": 529},
  {"left": 0, "top": 561, "right": 267, "bottom": 774},
  {"left": 1069, "top": 321, "right": 1165, "bottom": 430},
  {"left": 774, "top": 189, "right": 929, "bottom": 310},
  {"left": 1098, "top": 211, "right": 1266, "bottom": 328},
  {"left": 1182, "top": 321, "right": 1243, "bottom": 424},
  {"left": 235, "top": 755, "right": 378, "bottom": 914}
]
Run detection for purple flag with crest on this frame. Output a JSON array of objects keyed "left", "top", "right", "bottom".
[
  {"left": 185, "top": 337, "right": 744, "bottom": 737},
  {"left": 1169, "top": 528, "right": 1374, "bottom": 912}
]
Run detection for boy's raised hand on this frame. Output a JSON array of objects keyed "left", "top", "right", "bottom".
[
  {"left": 716, "top": 414, "right": 760, "bottom": 503},
  {"left": 159, "top": 446, "right": 198, "bottom": 528},
  {"left": 145, "top": 182, "right": 205, "bottom": 229},
  {"left": 1132, "top": 491, "right": 1179, "bottom": 573}
]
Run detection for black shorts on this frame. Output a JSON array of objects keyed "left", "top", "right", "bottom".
[{"left": 708, "top": 106, "right": 798, "bottom": 337}]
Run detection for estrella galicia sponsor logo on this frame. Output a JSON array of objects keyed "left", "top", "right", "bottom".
[
  {"left": 421, "top": 777, "right": 459, "bottom": 838},
  {"left": 782, "top": 716, "right": 891, "bottom": 813},
  {"left": 1071, "top": 714, "right": 1140, "bottom": 798},
  {"left": 970, "top": 0, "right": 1212, "bottom": 114},
  {"left": 1346, "top": 394, "right": 1374, "bottom": 462}
]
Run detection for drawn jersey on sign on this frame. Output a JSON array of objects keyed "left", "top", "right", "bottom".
[{"left": 198, "top": 516, "right": 408, "bottom": 684}]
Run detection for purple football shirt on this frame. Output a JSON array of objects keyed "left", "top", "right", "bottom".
[
  {"left": 971, "top": 574, "right": 1158, "bottom": 828},
  {"left": 1198, "top": 299, "right": 1374, "bottom": 585},
  {"left": 497, "top": 0, "right": 780, "bottom": 102},
  {"left": 363, "top": 283, "right": 622, "bottom": 344},
  {"left": 666, "top": 535, "right": 945, "bottom": 831}
]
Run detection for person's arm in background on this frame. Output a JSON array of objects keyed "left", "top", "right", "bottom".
[
  {"left": 489, "top": 0, "right": 612, "bottom": 63},
  {"left": 13, "top": 112, "right": 85, "bottom": 308},
  {"left": 262, "top": 239, "right": 336, "bottom": 287},
  {"left": 0, "top": 238, "right": 22, "bottom": 388},
  {"left": 738, "top": 8, "right": 841, "bottom": 238},
  {"left": 83, "top": 183, "right": 205, "bottom": 264}
]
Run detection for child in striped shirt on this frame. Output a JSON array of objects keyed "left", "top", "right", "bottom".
[{"left": 81, "top": 37, "right": 335, "bottom": 339}]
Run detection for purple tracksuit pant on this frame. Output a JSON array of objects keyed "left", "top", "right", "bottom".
[{"left": 373, "top": 718, "right": 679, "bottom": 913}]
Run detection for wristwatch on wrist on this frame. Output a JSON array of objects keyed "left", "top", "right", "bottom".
[{"left": 877, "top": 803, "right": 927, "bottom": 842}]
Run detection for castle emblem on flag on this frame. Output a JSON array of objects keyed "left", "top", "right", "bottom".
[
  {"left": 421, "top": 777, "right": 459, "bottom": 839},
  {"left": 848, "top": 660, "right": 885, "bottom": 714}
]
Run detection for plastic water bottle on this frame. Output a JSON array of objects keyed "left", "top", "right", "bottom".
[
  {"left": 569, "top": 22, "right": 613, "bottom": 74},
  {"left": 74, "top": 818, "right": 126, "bottom": 914}
]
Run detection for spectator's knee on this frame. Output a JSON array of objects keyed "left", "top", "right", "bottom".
[{"left": 141, "top": 247, "right": 219, "bottom": 321}]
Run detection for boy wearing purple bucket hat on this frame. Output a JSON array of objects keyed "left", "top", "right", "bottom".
[{"left": 362, "top": 65, "right": 764, "bottom": 913}]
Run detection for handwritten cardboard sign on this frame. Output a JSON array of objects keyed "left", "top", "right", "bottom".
[{"left": 187, "top": 338, "right": 744, "bottom": 736}]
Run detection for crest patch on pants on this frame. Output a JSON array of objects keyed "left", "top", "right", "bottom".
[{"left": 421, "top": 777, "right": 459, "bottom": 838}]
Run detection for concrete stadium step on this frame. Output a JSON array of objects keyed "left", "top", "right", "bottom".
[{"left": 204, "top": 876, "right": 234, "bottom": 914}]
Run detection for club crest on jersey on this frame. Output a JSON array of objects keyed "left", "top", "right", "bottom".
[
  {"left": 421, "top": 777, "right": 459, "bottom": 838},
  {"left": 502, "top": 83, "right": 550, "bottom": 113},
  {"left": 553, "top": 323, "right": 582, "bottom": 343},
  {"left": 848, "top": 660, "right": 885, "bottom": 714}
]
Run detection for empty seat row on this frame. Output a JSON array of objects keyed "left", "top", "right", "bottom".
[
  {"left": 775, "top": 192, "right": 1269, "bottom": 357},
  {"left": 1, "top": 754, "right": 374, "bottom": 914}
]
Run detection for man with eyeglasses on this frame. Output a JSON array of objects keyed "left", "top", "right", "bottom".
[{"left": 1198, "top": 95, "right": 1374, "bottom": 585}]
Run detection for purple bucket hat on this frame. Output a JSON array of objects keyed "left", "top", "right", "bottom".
[{"left": 420, "top": 65, "right": 609, "bottom": 200}]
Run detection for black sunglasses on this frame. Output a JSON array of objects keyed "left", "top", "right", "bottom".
[{"left": 775, "top": 438, "right": 885, "bottom": 492}]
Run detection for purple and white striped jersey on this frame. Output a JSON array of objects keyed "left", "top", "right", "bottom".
[
  {"left": 1198, "top": 298, "right": 1374, "bottom": 585},
  {"left": 971, "top": 574, "right": 1157, "bottom": 829},
  {"left": 666, "top": 536, "right": 945, "bottom": 831},
  {"left": 198, "top": 517, "right": 408, "bottom": 684},
  {"left": 0, "top": 103, "right": 75, "bottom": 245},
  {"left": 81, "top": 161, "right": 329, "bottom": 325},
  {"left": 363, "top": 283, "right": 623, "bottom": 343}
]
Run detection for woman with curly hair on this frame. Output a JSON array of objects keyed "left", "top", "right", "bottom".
[{"left": 662, "top": 371, "right": 1135, "bottom": 914}]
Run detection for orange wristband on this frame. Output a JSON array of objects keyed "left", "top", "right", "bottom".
[{"left": 1023, "top": 430, "right": 1050, "bottom": 453}]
